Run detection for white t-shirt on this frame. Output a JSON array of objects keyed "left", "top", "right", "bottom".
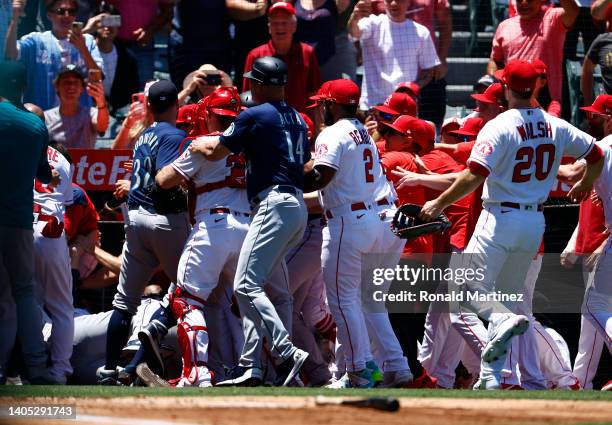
[
  {"left": 357, "top": 14, "right": 440, "bottom": 109},
  {"left": 171, "top": 137, "right": 250, "bottom": 216},
  {"left": 468, "top": 108, "right": 595, "bottom": 205},
  {"left": 33, "top": 146, "right": 74, "bottom": 223},
  {"left": 314, "top": 118, "right": 386, "bottom": 209},
  {"left": 100, "top": 46, "right": 118, "bottom": 97},
  {"left": 594, "top": 136, "right": 612, "bottom": 230}
]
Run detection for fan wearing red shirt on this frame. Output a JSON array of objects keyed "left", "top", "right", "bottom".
[{"left": 243, "top": 2, "right": 320, "bottom": 112}]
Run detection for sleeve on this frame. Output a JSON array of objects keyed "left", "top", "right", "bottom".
[
  {"left": 219, "top": 111, "right": 255, "bottom": 153},
  {"left": 550, "top": 6, "right": 570, "bottom": 31},
  {"left": 418, "top": 30, "right": 440, "bottom": 71},
  {"left": 490, "top": 24, "right": 505, "bottom": 62},
  {"left": 64, "top": 203, "right": 85, "bottom": 242},
  {"left": 381, "top": 153, "right": 401, "bottom": 184},
  {"left": 16, "top": 33, "right": 36, "bottom": 62},
  {"left": 36, "top": 126, "right": 52, "bottom": 184},
  {"left": 357, "top": 15, "right": 373, "bottom": 40},
  {"left": 86, "top": 34, "right": 104, "bottom": 69},
  {"left": 560, "top": 120, "right": 599, "bottom": 161},
  {"left": 454, "top": 141, "right": 476, "bottom": 165},
  {"left": 466, "top": 125, "right": 506, "bottom": 174},
  {"left": 313, "top": 128, "right": 343, "bottom": 170},
  {"left": 587, "top": 34, "right": 603, "bottom": 64},
  {"left": 170, "top": 147, "right": 201, "bottom": 180},
  {"left": 156, "top": 131, "right": 186, "bottom": 170}
]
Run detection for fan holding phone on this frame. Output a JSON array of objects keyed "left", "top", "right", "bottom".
[{"left": 178, "top": 64, "right": 233, "bottom": 105}]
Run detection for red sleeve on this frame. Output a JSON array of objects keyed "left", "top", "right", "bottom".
[
  {"left": 468, "top": 161, "right": 490, "bottom": 177},
  {"left": 64, "top": 204, "right": 86, "bottom": 242},
  {"left": 584, "top": 144, "right": 604, "bottom": 164},
  {"left": 455, "top": 141, "right": 476, "bottom": 165},
  {"left": 243, "top": 51, "right": 255, "bottom": 92}
]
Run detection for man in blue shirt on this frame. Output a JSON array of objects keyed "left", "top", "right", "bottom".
[
  {"left": 98, "top": 80, "right": 191, "bottom": 384},
  {"left": 189, "top": 56, "right": 310, "bottom": 386},
  {"left": 0, "top": 60, "right": 55, "bottom": 384}
]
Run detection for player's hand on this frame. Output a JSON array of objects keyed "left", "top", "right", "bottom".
[
  {"left": 364, "top": 118, "right": 378, "bottom": 136},
  {"left": 560, "top": 250, "right": 577, "bottom": 269},
  {"left": 133, "top": 27, "right": 154, "bottom": 46},
  {"left": 413, "top": 155, "right": 431, "bottom": 174},
  {"left": 114, "top": 179, "right": 130, "bottom": 199},
  {"left": 189, "top": 137, "right": 215, "bottom": 157},
  {"left": 419, "top": 199, "right": 444, "bottom": 221},
  {"left": 591, "top": 190, "right": 602, "bottom": 207},
  {"left": 86, "top": 81, "right": 106, "bottom": 106},
  {"left": 567, "top": 179, "right": 593, "bottom": 203},
  {"left": 49, "top": 170, "right": 61, "bottom": 189},
  {"left": 583, "top": 250, "right": 602, "bottom": 272},
  {"left": 392, "top": 167, "right": 422, "bottom": 189}
]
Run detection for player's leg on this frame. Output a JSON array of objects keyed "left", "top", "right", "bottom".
[
  {"left": 0, "top": 262, "right": 16, "bottom": 384},
  {"left": 534, "top": 322, "right": 579, "bottom": 389},
  {"left": 582, "top": 252, "right": 612, "bottom": 352},
  {"left": 33, "top": 234, "right": 74, "bottom": 384}
]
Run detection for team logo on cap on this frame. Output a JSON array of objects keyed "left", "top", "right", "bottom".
[
  {"left": 223, "top": 122, "right": 235, "bottom": 137},
  {"left": 474, "top": 141, "right": 493, "bottom": 157}
]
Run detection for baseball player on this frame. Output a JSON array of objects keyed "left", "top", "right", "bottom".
[
  {"left": 304, "top": 79, "right": 412, "bottom": 388},
  {"left": 98, "top": 80, "right": 191, "bottom": 384},
  {"left": 154, "top": 86, "right": 245, "bottom": 387},
  {"left": 32, "top": 143, "right": 74, "bottom": 384},
  {"left": 189, "top": 56, "right": 310, "bottom": 387},
  {"left": 419, "top": 60, "right": 604, "bottom": 389}
]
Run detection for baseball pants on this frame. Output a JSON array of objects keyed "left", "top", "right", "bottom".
[
  {"left": 33, "top": 222, "right": 73, "bottom": 384},
  {"left": 0, "top": 226, "right": 48, "bottom": 379},
  {"left": 235, "top": 187, "right": 308, "bottom": 368}
]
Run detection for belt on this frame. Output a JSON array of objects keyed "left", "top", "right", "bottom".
[
  {"left": 376, "top": 197, "right": 400, "bottom": 208},
  {"left": 325, "top": 202, "right": 369, "bottom": 219},
  {"left": 251, "top": 185, "right": 299, "bottom": 206},
  {"left": 208, "top": 208, "right": 250, "bottom": 217},
  {"left": 500, "top": 202, "right": 544, "bottom": 212},
  {"left": 308, "top": 213, "right": 323, "bottom": 221},
  {"left": 37, "top": 213, "right": 64, "bottom": 238}
]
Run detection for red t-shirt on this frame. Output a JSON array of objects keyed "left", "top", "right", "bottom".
[
  {"left": 576, "top": 195, "right": 609, "bottom": 254},
  {"left": 64, "top": 184, "right": 99, "bottom": 243},
  {"left": 420, "top": 150, "right": 471, "bottom": 251},
  {"left": 243, "top": 40, "right": 321, "bottom": 113},
  {"left": 381, "top": 150, "right": 432, "bottom": 257}
]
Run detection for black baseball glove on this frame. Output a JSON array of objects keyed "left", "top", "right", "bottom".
[
  {"left": 146, "top": 183, "right": 188, "bottom": 215},
  {"left": 391, "top": 203, "right": 451, "bottom": 240}
]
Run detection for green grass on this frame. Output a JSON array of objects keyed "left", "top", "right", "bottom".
[{"left": 1, "top": 386, "right": 611, "bottom": 401}]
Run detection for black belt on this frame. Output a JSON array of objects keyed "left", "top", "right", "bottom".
[
  {"left": 251, "top": 185, "right": 298, "bottom": 206},
  {"left": 500, "top": 202, "right": 543, "bottom": 212},
  {"left": 308, "top": 213, "right": 323, "bottom": 221}
]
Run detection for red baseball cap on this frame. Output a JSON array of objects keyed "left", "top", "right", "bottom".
[
  {"left": 325, "top": 79, "right": 360, "bottom": 105},
  {"left": 471, "top": 82, "right": 504, "bottom": 105},
  {"left": 374, "top": 92, "right": 417, "bottom": 117},
  {"left": 383, "top": 116, "right": 434, "bottom": 149},
  {"left": 200, "top": 86, "right": 241, "bottom": 117},
  {"left": 448, "top": 117, "right": 484, "bottom": 138},
  {"left": 580, "top": 94, "right": 612, "bottom": 116},
  {"left": 441, "top": 116, "right": 461, "bottom": 133},
  {"left": 395, "top": 81, "right": 419, "bottom": 98},
  {"left": 268, "top": 1, "right": 295, "bottom": 16},
  {"left": 177, "top": 104, "right": 197, "bottom": 124},
  {"left": 494, "top": 60, "right": 538, "bottom": 94},
  {"left": 306, "top": 81, "right": 332, "bottom": 108},
  {"left": 529, "top": 58, "right": 547, "bottom": 76}
]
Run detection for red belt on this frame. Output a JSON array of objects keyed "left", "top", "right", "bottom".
[
  {"left": 325, "top": 202, "right": 368, "bottom": 219},
  {"left": 376, "top": 198, "right": 400, "bottom": 207},
  {"left": 500, "top": 202, "right": 543, "bottom": 212},
  {"left": 37, "top": 213, "right": 64, "bottom": 238}
]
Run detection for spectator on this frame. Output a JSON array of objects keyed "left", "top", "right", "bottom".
[
  {"left": 582, "top": 21, "right": 612, "bottom": 106},
  {"left": 294, "top": 0, "right": 350, "bottom": 81},
  {"left": 5, "top": 0, "right": 104, "bottom": 110},
  {"left": 565, "top": 1, "right": 604, "bottom": 60},
  {"left": 488, "top": 0, "right": 579, "bottom": 111},
  {"left": 226, "top": 0, "right": 270, "bottom": 92},
  {"left": 244, "top": 2, "right": 321, "bottom": 112},
  {"left": 2, "top": 1, "right": 20, "bottom": 60},
  {"left": 169, "top": 0, "right": 232, "bottom": 90},
  {"left": 178, "top": 63, "right": 234, "bottom": 105},
  {"left": 348, "top": 0, "right": 440, "bottom": 110},
  {"left": 111, "top": 80, "right": 155, "bottom": 149},
  {"left": 85, "top": 2, "right": 139, "bottom": 110},
  {"left": 318, "top": 0, "right": 358, "bottom": 80},
  {"left": 0, "top": 60, "right": 55, "bottom": 385},
  {"left": 45, "top": 64, "right": 109, "bottom": 149},
  {"left": 406, "top": 0, "right": 452, "bottom": 127},
  {"left": 110, "top": 0, "right": 173, "bottom": 90}
]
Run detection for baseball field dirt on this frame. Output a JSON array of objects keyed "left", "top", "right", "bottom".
[{"left": 1, "top": 387, "right": 611, "bottom": 425}]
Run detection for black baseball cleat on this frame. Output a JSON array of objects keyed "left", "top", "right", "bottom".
[
  {"left": 136, "top": 363, "right": 171, "bottom": 387},
  {"left": 274, "top": 349, "right": 309, "bottom": 387},
  {"left": 216, "top": 366, "right": 263, "bottom": 387},
  {"left": 138, "top": 320, "right": 166, "bottom": 377}
]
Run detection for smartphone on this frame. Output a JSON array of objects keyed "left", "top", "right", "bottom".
[
  {"left": 71, "top": 21, "right": 84, "bottom": 33},
  {"left": 101, "top": 15, "right": 122, "bottom": 28},
  {"left": 205, "top": 73, "right": 222, "bottom": 86},
  {"left": 132, "top": 92, "right": 145, "bottom": 104},
  {"left": 88, "top": 69, "right": 102, "bottom": 83}
]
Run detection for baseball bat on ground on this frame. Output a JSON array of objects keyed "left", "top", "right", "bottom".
[{"left": 314, "top": 396, "right": 400, "bottom": 412}]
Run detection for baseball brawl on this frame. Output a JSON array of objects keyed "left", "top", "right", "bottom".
[{"left": 0, "top": 0, "right": 611, "bottom": 424}]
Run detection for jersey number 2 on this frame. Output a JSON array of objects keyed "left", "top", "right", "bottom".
[
  {"left": 512, "top": 144, "right": 555, "bottom": 183},
  {"left": 363, "top": 148, "right": 374, "bottom": 182}
]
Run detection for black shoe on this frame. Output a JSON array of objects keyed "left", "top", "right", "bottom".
[
  {"left": 216, "top": 366, "right": 263, "bottom": 387},
  {"left": 138, "top": 320, "right": 166, "bottom": 377},
  {"left": 136, "top": 363, "right": 171, "bottom": 387},
  {"left": 274, "top": 349, "right": 309, "bottom": 387}
]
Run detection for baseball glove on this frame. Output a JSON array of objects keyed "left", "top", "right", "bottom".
[
  {"left": 146, "top": 183, "right": 188, "bottom": 215},
  {"left": 391, "top": 203, "right": 451, "bottom": 240}
]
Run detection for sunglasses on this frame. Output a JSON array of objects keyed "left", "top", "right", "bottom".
[{"left": 53, "top": 7, "right": 77, "bottom": 17}]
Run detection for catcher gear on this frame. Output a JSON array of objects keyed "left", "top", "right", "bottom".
[
  {"left": 195, "top": 87, "right": 241, "bottom": 134},
  {"left": 391, "top": 203, "right": 451, "bottom": 240}
]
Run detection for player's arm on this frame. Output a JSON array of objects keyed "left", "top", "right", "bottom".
[
  {"left": 304, "top": 191, "right": 323, "bottom": 213},
  {"left": 304, "top": 164, "right": 337, "bottom": 193},
  {"left": 557, "top": 160, "right": 586, "bottom": 184},
  {"left": 392, "top": 167, "right": 459, "bottom": 191},
  {"left": 567, "top": 155, "right": 604, "bottom": 202},
  {"left": 155, "top": 164, "right": 184, "bottom": 189},
  {"left": 188, "top": 135, "right": 230, "bottom": 161},
  {"left": 419, "top": 169, "right": 485, "bottom": 220}
]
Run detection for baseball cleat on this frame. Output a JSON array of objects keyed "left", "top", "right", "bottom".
[
  {"left": 275, "top": 348, "right": 309, "bottom": 386},
  {"left": 326, "top": 369, "right": 374, "bottom": 389},
  {"left": 482, "top": 315, "right": 529, "bottom": 363},
  {"left": 215, "top": 366, "right": 263, "bottom": 387},
  {"left": 381, "top": 369, "right": 414, "bottom": 388},
  {"left": 138, "top": 321, "right": 166, "bottom": 377},
  {"left": 366, "top": 360, "right": 383, "bottom": 387},
  {"left": 136, "top": 363, "right": 171, "bottom": 388},
  {"left": 602, "top": 380, "right": 612, "bottom": 391},
  {"left": 405, "top": 369, "right": 438, "bottom": 389}
]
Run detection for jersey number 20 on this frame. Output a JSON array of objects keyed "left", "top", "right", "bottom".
[{"left": 512, "top": 144, "right": 555, "bottom": 183}]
